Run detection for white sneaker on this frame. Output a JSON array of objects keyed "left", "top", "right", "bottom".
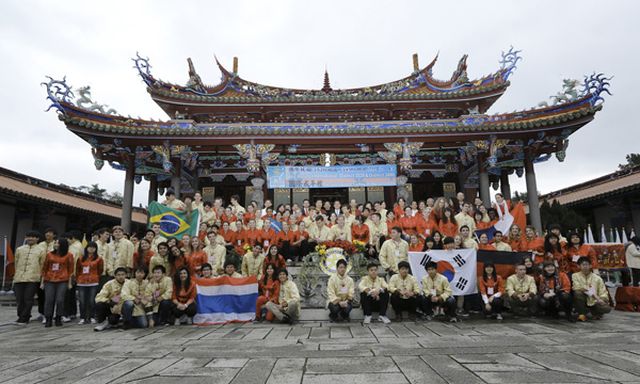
[
  {"left": 449, "top": 317, "right": 459, "bottom": 323},
  {"left": 90, "top": 318, "right": 97, "bottom": 324},
  {"left": 379, "top": 315, "right": 391, "bottom": 324},
  {"left": 496, "top": 314, "right": 503, "bottom": 321},
  {"left": 94, "top": 321, "right": 111, "bottom": 332},
  {"left": 363, "top": 315, "right": 372, "bottom": 324},
  {"left": 77, "top": 319, "right": 85, "bottom": 325},
  {"left": 61, "top": 316, "right": 71, "bottom": 323},
  {"left": 41, "top": 317, "right": 47, "bottom": 324}
]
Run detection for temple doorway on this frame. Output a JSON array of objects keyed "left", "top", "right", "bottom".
[{"left": 310, "top": 188, "right": 349, "bottom": 204}]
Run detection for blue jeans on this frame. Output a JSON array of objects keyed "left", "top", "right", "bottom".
[
  {"left": 77, "top": 285, "right": 98, "bottom": 321},
  {"left": 122, "top": 301, "right": 148, "bottom": 328}
]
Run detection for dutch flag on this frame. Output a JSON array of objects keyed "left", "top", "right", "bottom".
[{"left": 193, "top": 276, "right": 259, "bottom": 325}]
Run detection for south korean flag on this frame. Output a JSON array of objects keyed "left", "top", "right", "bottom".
[{"left": 409, "top": 248, "right": 478, "bottom": 296}]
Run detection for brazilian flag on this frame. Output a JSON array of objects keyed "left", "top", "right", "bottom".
[{"left": 147, "top": 202, "right": 200, "bottom": 238}]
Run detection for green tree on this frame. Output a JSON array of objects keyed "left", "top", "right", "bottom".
[
  {"left": 540, "top": 200, "right": 587, "bottom": 233},
  {"left": 105, "top": 191, "right": 124, "bottom": 205},
  {"left": 618, "top": 153, "right": 640, "bottom": 170}
]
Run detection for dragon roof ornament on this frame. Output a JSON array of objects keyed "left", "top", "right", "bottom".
[
  {"left": 499, "top": 46, "right": 522, "bottom": 81},
  {"left": 42, "top": 76, "right": 74, "bottom": 114}
]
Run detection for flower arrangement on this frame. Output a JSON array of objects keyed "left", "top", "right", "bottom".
[
  {"left": 352, "top": 240, "right": 367, "bottom": 253},
  {"left": 315, "top": 244, "right": 327, "bottom": 256},
  {"left": 323, "top": 240, "right": 356, "bottom": 255},
  {"left": 243, "top": 243, "right": 252, "bottom": 252}
]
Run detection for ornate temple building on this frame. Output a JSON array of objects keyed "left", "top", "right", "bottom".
[{"left": 44, "top": 48, "right": 610, "bottom": 233}]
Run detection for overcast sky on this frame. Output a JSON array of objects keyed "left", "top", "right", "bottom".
[{"left": 0, "top": 1, "right": 637, "bottom": 207}]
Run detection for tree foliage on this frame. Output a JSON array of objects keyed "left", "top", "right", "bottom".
[
  {"left": 618, "top": 153, "right": 640, "bottom": 171},
  {"left": 540, "top": 199, "right": 587, "bottom": 233},
  {"left": 72, "top": 183, "right": 123, "bottom": 205}
]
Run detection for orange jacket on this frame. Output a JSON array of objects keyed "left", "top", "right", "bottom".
[
  {"left": 537, "top": 272, "right": 571, "bottom": 294},
  {"left": 75, "top": 257, "right": 104, "bottom": 285},
  {"left": 172, "top": 282, "right": 196, "bottom": 304},
  {"left": 351, "top": 225, "right": 370, "bottom": 243},
  {"left": 187, "top": 250, "right": 208, "bottom": 275},
  {"left": 42, "top": 252, "right": 74, "bottom": 283},
  {"left": 478, "top": 276, "right": 505, "bottom": 296}
]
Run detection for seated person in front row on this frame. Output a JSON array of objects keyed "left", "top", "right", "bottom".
[
  {"left": 94, "top": 267, "right": 128, "bottom": 332},
  {"left": 241, "top": 244, "right": 265, "bottom": 280},
  {"left": 265, "top": 269, "right": 300, "bottom": 324},
  {"left": 478, "top": 263, "right": 505, "bottom": 321},
  {"left": 572, "top": 256, "right": 612, "bottom": 322},
  {"left": 506, "top": 263, "right": 538, "bottom": 316},
  {"left": 327, "top": 259, "right": 354, "bottom": 322},
  {"left": 121, "top": 266, "right": 149, "bottom": 329},
  {"left": 358, "top": 262, "right": 391, "bottom": 324},
  {"left": 420, "top": 261, "right": 457, "bottom": 322},
  {"left": 171, "top": 267, "right": 197, "bottom": 325},
  {"left": 256, "top": 264, "right": 280, "bottom": 322},
  {"left": 388, "top": 261, "right": 420, "bottom": 321},
  {"left": 199, "top": 263, "right": 216, "bottom": 281},
  {"left": 145, "top": 265, "right": 173, "bottom": 327},
  {"left": 223, "top": 260, "right": 242, "bottom": 278},
  {"left": 537, "top": 262, "right": 573, "bottom": 322}
]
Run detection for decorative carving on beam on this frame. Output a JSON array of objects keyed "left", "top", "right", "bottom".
[
  {"left": 555, "top": 139, "right": 569, "bottom": 162},
  {"left": 234, "top": 144, "right": 278, "bottom": 173},
  {"left": 91, "top": 147, "right": 104, "bottom": 170}
]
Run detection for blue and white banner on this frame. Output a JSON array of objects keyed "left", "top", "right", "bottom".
[
  {"left": 266, "top": 165, "right": 397, "bottom": 189},
  {"left": 408, "top": 249, "right": 478, "bottom": 296},
  {"left": 193, "top": 276, "right": 259, "bottom": 325}
]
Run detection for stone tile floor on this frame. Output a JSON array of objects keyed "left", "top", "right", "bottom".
[{"left": 0, "top": 306, "right": 639, "bottom": 383}]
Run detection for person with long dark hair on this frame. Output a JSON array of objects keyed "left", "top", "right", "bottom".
[
  {"left": 41, "top": 238, "right": 74, "bottom": 327},
  {"left": 171, "top": 267, "right": 197, "bottom": 325},
  {"left": 566, "top": 232, "right": 598, "bottom": 274},
  {"left": 168, "top": 245, "right": 187, "bottom": 277},
  {"left": 264, "top": 245, "right": 286, "bottom": 275},
  {"left": 478, "top": 263, "right": 505, "bottom": 320},
  {"left": 544, "top": 233, "right": 566, "bottom": 271},
  {"left": 438, "top": 208, "right": 458, "bottom": 238},
  {"left": 431, "top": 231, "right": 444, "bottom": 250},
  {"left": 76, "top": 241, "right": 103, "bottom": 325},
  {"left": 133, "top": 238, "right": 154, "bottom": 271},
  {"left": 255, "top": 264, "right": 280, "bottom": 322},
  {"left": 537, "top": 262, "right": 573, "bottom": 322}
]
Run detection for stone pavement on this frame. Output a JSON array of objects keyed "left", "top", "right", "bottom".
[{"left": 0, "top": 306, "right": 639, "bottom": 383}]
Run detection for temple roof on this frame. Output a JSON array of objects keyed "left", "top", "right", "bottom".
[{"left": 133, "top": 48, "right": 524, "bottom": 120}]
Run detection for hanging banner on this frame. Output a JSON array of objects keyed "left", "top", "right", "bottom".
[
  {"left": 408, "top": 249, "right": 478, "bottom": 296},
  {"left": 266, "top": 165, "right": 397, "bottom": 189}
]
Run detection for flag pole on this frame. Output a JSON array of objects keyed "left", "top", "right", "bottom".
[{"left": 0, "top": 236, "right": 7, "bottom": 295}]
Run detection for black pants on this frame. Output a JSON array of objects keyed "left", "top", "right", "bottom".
[
  {"left": 632, "top": 268, "right": 640, "bottom": 287},
  {"left": 171, "top": 302, "right": 197, "bottom": 318},
  {"left": 37, "top": 286, "right": 45, "bottom": 315},
  {"left": 483, "top": 297, "right": 504, "bottom": 315},
  {"left": 14, "top": 282, "right": 38, "bottom": 322},
  {"left": 390, "top": 293, "right": 417, "bottom": 315},
  {"left": 507, "top": 295, "right": 538, "bottom": 316},
  {"left": 360, "top": 291, "right": 389, "bottom": 316},
  {"left": 420, "top": 295, "right": 456, "bottom": 317},
  {"left": 328, "top": 301, "right": 352, "bottom": 321},
  {"left": 44, "top": 282, "right": 67, "bottom": 318},
  {"left": 77, "top": 285, "right": 98, "bottom": 321},
  {"left": 63, "top": 284, "right": 77, "bottom": 317},
  {"left": 573, "top": 292, "right": 612, "bottom": 316},
  {"left": 538, "top": 292, "right": 572, "bottom": 316},
  {"left": 95, "top": 302, "right": 121, "bottom": 324},
  {"left": 280, "top": 241, "right": 293, "bottom": 261},
  {"left": 153, "top": 300, "right": 173, "bottom": 325}
]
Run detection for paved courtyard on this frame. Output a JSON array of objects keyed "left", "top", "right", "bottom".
[{"left": 0, "top": 306, "right": 639, "bottom": 384}]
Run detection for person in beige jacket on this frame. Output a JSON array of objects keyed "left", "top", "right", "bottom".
[
  {"left": 121, "top": 266, "right": 150, "bottom": 329},
  {"left": 241, "top": 245, "right": 265, "bottom": 280},
  {"left": 326, "top": 259, "right": 354, "bottom": 322},
  {"left": 388, "top": 261, "right": 420, "bottom": 320},
  {"left": 145, "top": 265, "right": 173, "bottom": 327},
  {"left": 506, "top": 263, "right": 538, "bottom": 316},
  {"left": 13, "top": 230, "right": 46, "bottom": 325},
  {"left": 358, "top": 263, "right": 391, "bottom": 324},
  {"left": 94, "top": 267, "right": 128, "bottom": 331},
  {"left": 265, "top": 269, "right": 300, "bottom": 324},
  {"left": 625, "top": 237, "right": 640, "bottom": 286},
  {"left": 572, "top": 256, "right": 612, "bottom": 321}
]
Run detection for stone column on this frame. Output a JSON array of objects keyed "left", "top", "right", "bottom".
[
  {"left": 148, "top": 175, "right": 158, "bottom": 205},
  {"left": 121, "top": 154, "right": 135, "bottom": 233},
  {"left": 478, "top": 153, "right": 490, "bottom": 207},
  {"left": 171, "top": 158, "right": 181, "bottom": 198},
  {"left": 524, "top": 151, "right": 542, "bottom": 233},
  {"left": 500, "top": 171, "right": 511, "bottom": 200}
]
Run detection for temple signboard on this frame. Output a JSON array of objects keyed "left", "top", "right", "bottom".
[{"left": 266, "top": 165, "right": 397, "bottom": 189}]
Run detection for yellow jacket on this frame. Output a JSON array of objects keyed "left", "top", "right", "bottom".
[
  {"left": 329, "top": 225, "right": 352, "bottom": 242},
  {"left": 97, "top": 240, "right": 113, "bottom": 276},
  {"left": 358, "top": 275, "right": 388, "bottom": 293},
  {"left": 111, "top": 238, "right": 134, "bottom": 269},
  {"left": 14, "top": 244, "right": 46, "bottom": 283},
  {"left": 572, "top": 272, "right": 609, "bottom": 306},
  {"left": 145, "top": 276, "right": 173, "bottom": 313},
  {"left": 205, "top": 244, "right": 226, "bottom": 275},
  {"left": 278, "top": 280, "right": 301, "bottom": 316},
  {"left": 308, "top": 225, "right": 331, "bottom": 242},
  {"left": 38, "top": 240, "right": 55, "bottom": 253},
  {"left": 506, "top": 274, "right": 537, "bottom": 297},
  {"left": 327, "top": 273, "right": 355, "bottom": 305},
  {"left": 388, "top": 273, "right": 420, "bottom": 296},
  {"left": 95, "top": 279, "right": 127, "bottom": 315},
  {"left": 69, "top": 240, "right": 84, "bottom": 275},
  {"left": 366, "top": 221, "right": 387, "bottom": 245},
  {"left": 379, "top": 239, "right": 408, "bottom": 272},
  {"left": 121, "top": 278, "right": 149, "bottom": 317},
  {"left": 494, "top": 242, "right": 512, "bottom": 252},
  {"left": 151, "top": 235, "right": 167, "bottom": 253},
  {"left": 149, "top": 254, "right": 171, "bottom": 277},
  {"left": 421, "top": 273, "right": 452, "bottom": 301},
  {"left": 241, "top": 251, "right": 265, "bottom": 280}
]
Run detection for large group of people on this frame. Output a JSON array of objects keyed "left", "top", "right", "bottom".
[{"left": 11, "top": 189, "right": 631, "bottom": 330}]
